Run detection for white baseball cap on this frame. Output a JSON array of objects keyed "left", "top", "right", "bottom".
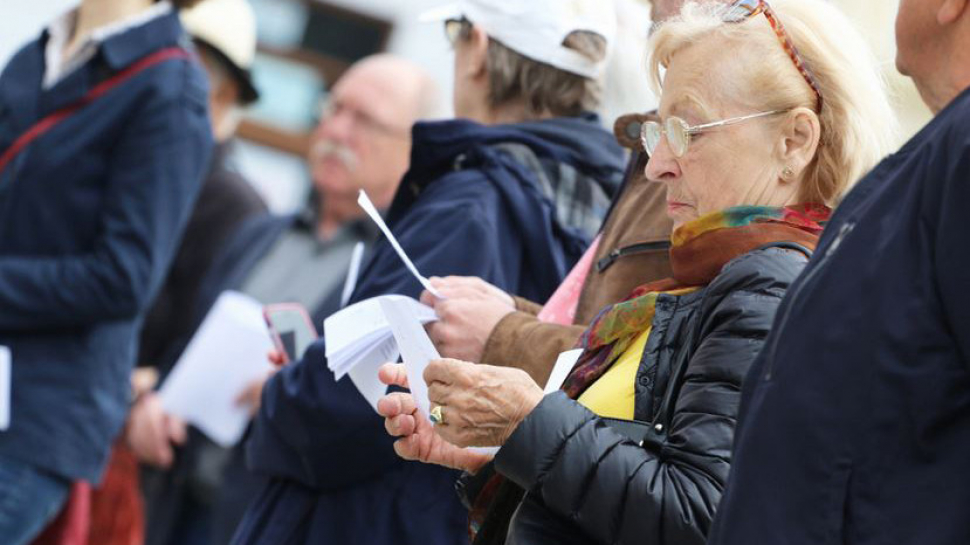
[
  {"left": 181, "top": 0, "right": 260, "bottom": 103},
  {"left": 420, "top": 0, "right": 616, "bottom": 80}
]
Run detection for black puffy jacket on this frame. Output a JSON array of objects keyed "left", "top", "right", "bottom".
[{"left": 491, "top": 245, "right": 810, "bottom": 545}]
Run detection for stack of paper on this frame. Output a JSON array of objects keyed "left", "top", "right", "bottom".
[
  {"left": 324, "top": 295, "right": 437, "bottom": 379},
  {"left": 159, "top": 291, "right": 275, "bottom": 448}
]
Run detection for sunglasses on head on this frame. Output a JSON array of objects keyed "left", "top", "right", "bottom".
[{"left": 723, "top": 0, "right": 823, "bottom": 113}]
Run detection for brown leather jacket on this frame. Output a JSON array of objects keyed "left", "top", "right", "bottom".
[{"left": 481, "top": 113, "right": 673, "bottom": 384}]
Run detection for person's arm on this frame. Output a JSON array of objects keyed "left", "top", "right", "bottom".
[
  {"left": 248, "top": 198, "right": 513, "bottom": 489},
  {"left": 512, "top": 297, "right": 543, "bottom": 316},
  {"left": 482, "top": 313, "right": 586, "bottom": 385},
  {"left": 935, "top": 136, "right": 970, "bottom": 366},
  {"left": 0, "top": 78, "right": 211, "bottom": 330},
  {"left": 494, "top": 259, "right": 792, "bottom": 545}
]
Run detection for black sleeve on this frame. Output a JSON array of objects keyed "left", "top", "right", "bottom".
[{"left": 494, "top": 253, "right": 797, "bottom": 545}]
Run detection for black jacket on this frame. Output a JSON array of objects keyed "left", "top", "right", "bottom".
[{"left": 490, "top": 245, "right": 810, "bottom": 545}]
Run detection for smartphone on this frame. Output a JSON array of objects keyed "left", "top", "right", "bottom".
[{"left": 263, "top": 303, "right": 318, "bottom": 364}]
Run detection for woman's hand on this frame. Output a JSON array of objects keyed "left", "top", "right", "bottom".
[
  {"left": 421, "top": 276, "right": 516, "bottom": 362},
  {"left": 424, "top": 358, "right": 544, "bottom": 448},
  {"left": 377, "top": 364, "right": 492, "bottom": 473}
]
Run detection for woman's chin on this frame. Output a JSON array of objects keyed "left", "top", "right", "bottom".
[{"left": 667, "top": 205, "right": 697, "bottom": 227}]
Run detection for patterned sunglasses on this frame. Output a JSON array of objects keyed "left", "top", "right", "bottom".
[{"left": 723, "top": 0, "right": 824, "bottom": 113}]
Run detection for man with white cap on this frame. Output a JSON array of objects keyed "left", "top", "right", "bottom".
[{"left": 232, "top": 1, "right": 625, "bottom": 544}]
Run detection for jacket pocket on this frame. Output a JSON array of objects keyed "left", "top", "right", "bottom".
[{"left": 596, "top": 240, "right": 671, "bottom": 273}]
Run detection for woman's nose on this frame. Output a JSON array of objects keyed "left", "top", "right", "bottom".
[{"left": 644, "top": 136, "right": 680, "bottom": 183}]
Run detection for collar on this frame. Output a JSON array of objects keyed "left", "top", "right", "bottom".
[{"left": 43, "top": 1, "right": 177, "bottom": 89}]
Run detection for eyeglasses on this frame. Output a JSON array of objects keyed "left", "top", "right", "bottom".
[
  {"left": 641, "top": 110, "right": 787, "bottom": 157},
  {"left": 723, "top": 0, "right": 823, "bottom": 113},
  {"left": 319, "top": 99, "right": 410, "bottom": 139},
  {"left": 444, "top": 18, "right": 472, "bottom": 47}
]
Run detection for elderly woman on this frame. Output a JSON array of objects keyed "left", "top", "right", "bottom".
[{"left": 378, "top": 0, "right": 896, "bottom": 543}]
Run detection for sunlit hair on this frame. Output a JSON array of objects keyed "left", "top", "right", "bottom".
[{"left": 648, "top": 0, "right": 899, "bottom": 206}]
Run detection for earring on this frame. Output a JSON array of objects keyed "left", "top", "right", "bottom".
[{"left": 781, "top": 166, "right": 795, "bottom": 180}]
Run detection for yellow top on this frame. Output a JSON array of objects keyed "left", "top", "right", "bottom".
[{"left": 577, "top": 328, "right": 651, "bottom": 420}]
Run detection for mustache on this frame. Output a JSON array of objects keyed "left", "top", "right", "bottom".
[{"left": 310, "top": 140, "right": 359, "bottom": 172}]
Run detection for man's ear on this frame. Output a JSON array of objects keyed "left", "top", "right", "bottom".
[
  {"left": 464, "top": 25, "right": 490, "bottom": 82},
  {"left": 938, "top": 0, "right": 968, "bottom": 25}
]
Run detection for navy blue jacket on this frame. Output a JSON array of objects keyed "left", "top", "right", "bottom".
[
  {"left": 708, "top": 87, "right": 970, "bottom": 545},
  {"left": 233, "top": 117, "right": 624, "bottom": 545},
  {"left": 0, "top": 12, "right": 212, "bottom": 483}
]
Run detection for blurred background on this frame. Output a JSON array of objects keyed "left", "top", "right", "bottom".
[{"left": 1, "top": 0, "right": 931, "bottom": 213}]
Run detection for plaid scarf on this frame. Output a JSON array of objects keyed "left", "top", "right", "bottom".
[{"left": 562, "top": 203, "right": 830, "bottom": 398}]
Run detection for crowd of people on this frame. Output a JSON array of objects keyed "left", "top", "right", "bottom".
[{"left": 0, "top": 0, "right": 968, "bottom": 544}]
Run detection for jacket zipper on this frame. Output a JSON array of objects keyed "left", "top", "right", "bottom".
[
  {"left": 597, "top": 241, "right": 672, "bottom": 272},
  {"left": 763, "top": 222, "right": 855, "bottom": 381}
]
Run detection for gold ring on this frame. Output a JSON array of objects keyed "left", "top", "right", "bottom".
[{"left": 429, "top": 405, "right": 444, "bottom": 425}]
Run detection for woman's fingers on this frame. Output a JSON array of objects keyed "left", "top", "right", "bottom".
[
  {"left": 377, "top": 391, "right": 416, "bottom": 418},
  {"left": 378, "top": 363, "right": 409, "bottom": 388}
]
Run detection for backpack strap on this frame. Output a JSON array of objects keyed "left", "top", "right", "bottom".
[{"left": 0, "top": 47, "right": 192, "bottom": 177}]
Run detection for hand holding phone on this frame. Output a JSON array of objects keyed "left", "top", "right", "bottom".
[{"left": 264, "top": 303, "right": 318, "bottom": 364}]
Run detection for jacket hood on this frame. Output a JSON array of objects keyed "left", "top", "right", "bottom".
[
  {"left": 408, "top": 114, "right": 624, "bottom": 190},
  {"left": 395, "top": 115, "right": 625, "bottom": 298}
]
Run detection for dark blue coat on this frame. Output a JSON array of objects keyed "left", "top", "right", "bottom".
[
  {"left": 233, "top": 117, "right": 624, "bottom": 545},
  {"left": 0, "top": 12, "right": 211, "bottom": 483},
  {"left": 708, "top": 87, "right": 970, "bottom": 545}
]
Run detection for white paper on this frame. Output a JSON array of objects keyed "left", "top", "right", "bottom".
[
  {"left": 340, "top": 241, "right": 366, "bottom": 308},
  {"left": 357, "top": 190, "right": 443, "bottom": 298},
  {"left": 0, "top": 346, "right": 10, "bottom": 431},
  {"left": 324, "top": 295, "right": 436, "bottom": 380},
  {"left": 379, "top": 297, "right": 498, "bottom": 455},
  {"left": 159, "top": 291, "right": 275, "bottom": 447},
  {"left": 348, "top": 352, "right": 397, "bottom": 412},
  {"left": 545, "top": 349, "right": 583, "bottom": 394}
]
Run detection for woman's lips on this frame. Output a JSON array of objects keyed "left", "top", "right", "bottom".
[{"left": 667, "top": 201, "right": 689, "bottom": 213}]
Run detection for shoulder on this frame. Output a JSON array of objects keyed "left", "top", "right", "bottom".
[
  {"left": 132, "top": 48, "right": 208, "bottom": 113},
  {"left": 707, "top": 244, "right": 811, "bottom": 300}
]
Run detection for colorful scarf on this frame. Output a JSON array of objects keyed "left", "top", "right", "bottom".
[{"left": 561, "top": 203, "right": 830, "bottom": 399}]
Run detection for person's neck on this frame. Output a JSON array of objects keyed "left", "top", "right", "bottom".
[
  {"left": 316, "top": 192, "right": 363, "bottom": 240},
  {"left": 467, "top": 100, "right": 554, "bottom": 126},
  {"left": 922, "top": 31, "right": 970, "bottom": 113},
  {"left": 69, "top": 0, "right": 154, "bottom": 53}
]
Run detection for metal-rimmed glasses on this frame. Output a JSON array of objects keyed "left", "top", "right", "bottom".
[
  {"left": 723, "top": 0, "right": 824, "bottom": 113},
  {"left": 641, "top": 110, "right": 788, "bottom": 157}
]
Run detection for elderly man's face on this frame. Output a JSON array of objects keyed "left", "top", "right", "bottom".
[{"left": 309, "top": 63, "right": 416, "bottom": 205}]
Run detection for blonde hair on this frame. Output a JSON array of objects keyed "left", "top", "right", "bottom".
[{"left": 648, "top": 0, "right": 899, "bottom": 206}]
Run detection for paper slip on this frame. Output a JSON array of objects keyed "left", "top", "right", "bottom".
[
  {"left": 324, "top": 295, "right": 436, "bottom": 380},
  {"left": 159, "top": 291, "right": 275, "bottom": 448},
  {"left": 379, "top": 297, "right": 499, "bottom": 456},
  {"left": 545, "top": 349, "right": 583, "bottom": 394},
  {"left": 357, "top": 190, "right": 443, "bottom": 299},
  {"left": 0, "top": 346, "right": 10, "bottom": 431}
]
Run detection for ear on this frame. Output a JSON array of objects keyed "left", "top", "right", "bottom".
[
  {"left": 464, "top": 25, "right": 490, "bottom": 82},
  {"left": 938, "top": 0, "right": 968, "bottom": 25},
  {"left": 778, "top": 107, "right": 821, "bottom": 182}
]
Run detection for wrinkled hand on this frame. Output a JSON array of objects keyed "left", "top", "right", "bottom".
[
  {"left": 425, "top": 358, "right": 543, "bottom": 449},
  {"left": 422, "top": 276, "right": 516, "bottom": 362},
  {"left": 234, "top": 369, "right": 277, "bottom": 418},
  {"left": 377, "top": 364, "right": 492, "bottom": 474},
  {"left": 126, "top": 392, "right": 187, "bottom": 468}
]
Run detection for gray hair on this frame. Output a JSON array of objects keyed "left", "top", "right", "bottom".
[{"left": 486, "top": 31, "right": 607, "bottom": 119}]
